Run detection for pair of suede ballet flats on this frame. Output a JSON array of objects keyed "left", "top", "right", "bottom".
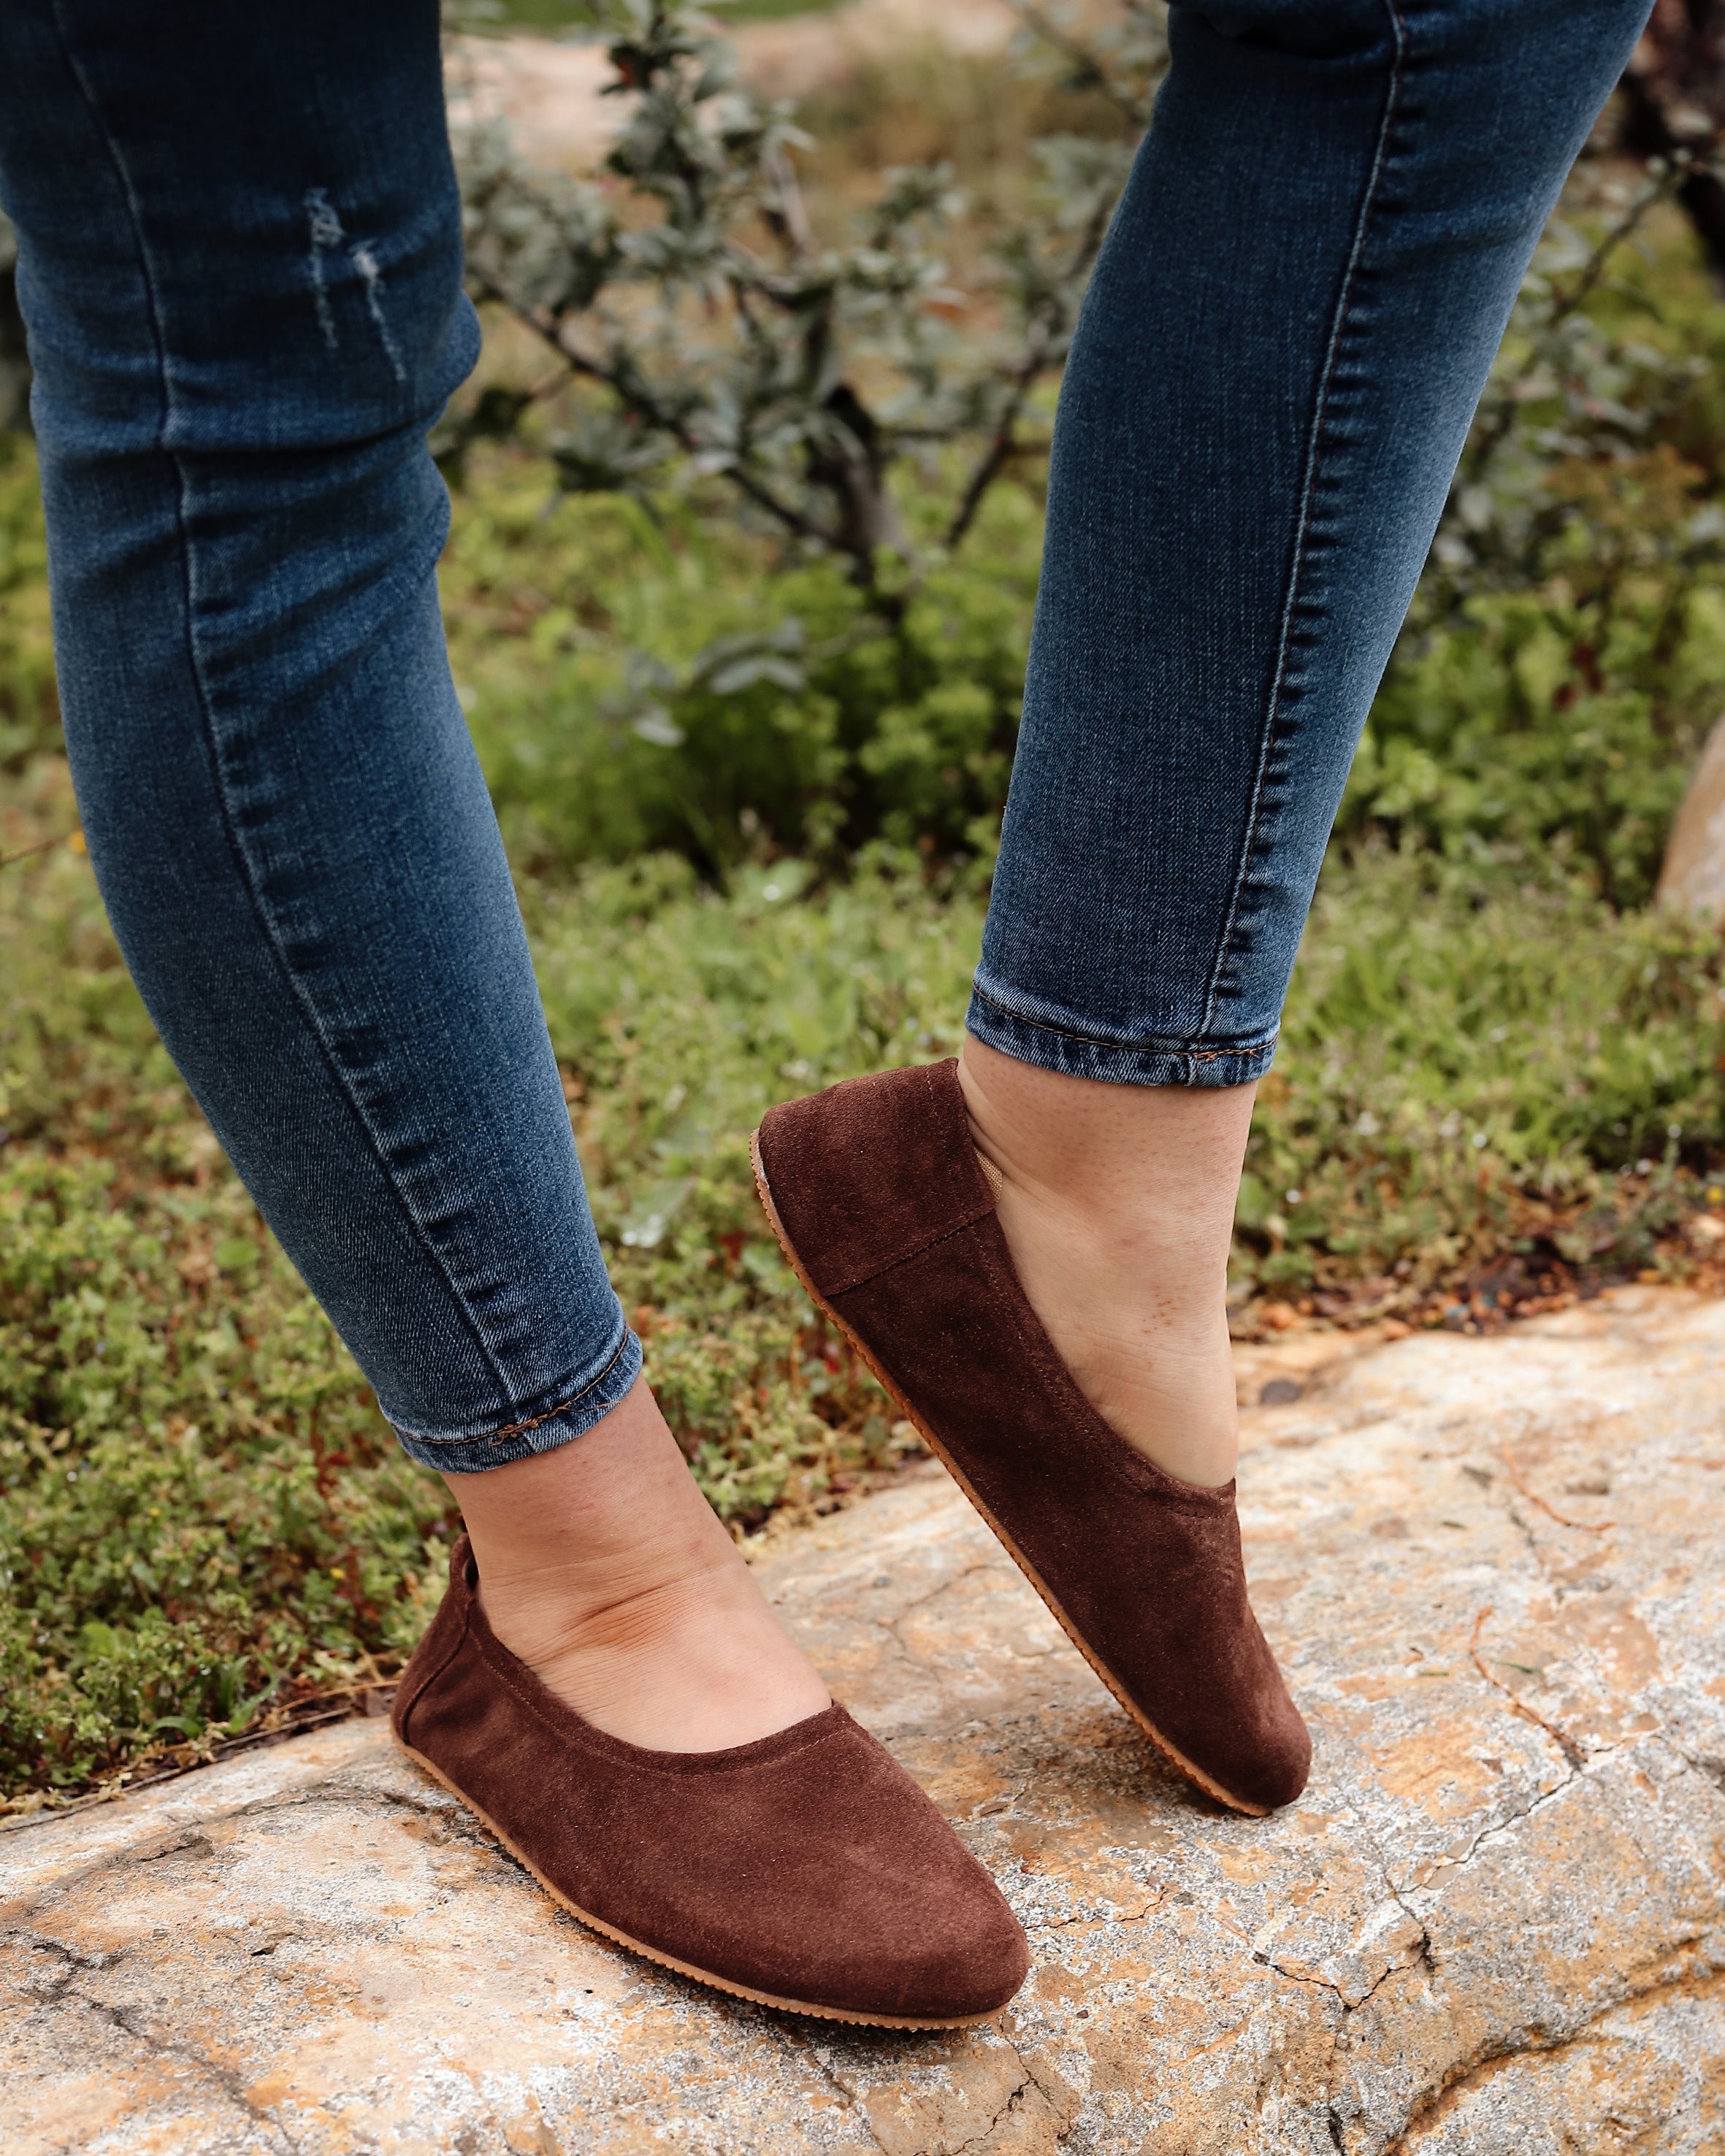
[{"left": 392, "top": 1057, "right": 1309, "bottom": 2026}]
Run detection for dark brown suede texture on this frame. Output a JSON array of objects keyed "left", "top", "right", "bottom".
[
  {"left": 391, "top": 1536, "right": 1030, "bottom": 2024},
  {"left": 753, "top": 1059, "right": 1311, "bottom": 1814}
]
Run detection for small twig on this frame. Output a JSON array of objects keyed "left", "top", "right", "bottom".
[
  {"left": 1499, "top": 1446, "right": 1613, "bottom": 1534},
  {"left": 944, "top": 350, "right": 1045, "bottom": 551},
  {"left": 0, "top": 832, "right": 77, "bottom": 870},
  {"left": 1469, "top": 1606, "right": 1587, "bottom": 1768},
  {"left": 760, "top": 141, "right": 814, "bottom": 260},
  {"left": 468, "top": 264, "right": 839, "bottom": 553}
]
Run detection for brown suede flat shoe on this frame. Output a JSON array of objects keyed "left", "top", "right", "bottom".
[
  {"left": 391, "top": 1535, "right": 1029, "bottom": 2026},
  {"left": 751, "top": 1058, "right": 1311, "bottom": 1817}
]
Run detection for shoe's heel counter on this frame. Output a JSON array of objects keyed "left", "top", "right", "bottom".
[
  {"left": 755, "top": 1060, "right": 993, "bottom": 1297},
  {"left": 391, "top": 1535, "right": 475, "bottom": 1747}
]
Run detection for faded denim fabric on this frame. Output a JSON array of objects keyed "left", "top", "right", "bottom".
[
  {"left": 0, "top": 0, "right": 640, "bottom": 1472},
  {"left": 970, "top": 0, "right": 1654, "bottom": 1084}
]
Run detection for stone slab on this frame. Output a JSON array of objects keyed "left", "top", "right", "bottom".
[{"left": 5, "top": 1286, "right": 1725, "bottom": 2154}]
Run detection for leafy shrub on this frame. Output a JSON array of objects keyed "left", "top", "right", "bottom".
[
  {"left": 1342, "top": 185, "right": 1725, "bottom": 906},
  {"left": 441, "top": 0, "right": 1152, "bottom": 601},
  {"left": 444, "top": 462, "right": 1039, "bottom": 868}
]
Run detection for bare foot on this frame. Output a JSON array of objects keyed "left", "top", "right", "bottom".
[
  {"left": 956, "top": 1035, "right": 1252, "bottom": 1489},
  {"left": 442, "top": 1379, "right": 830, "bottom": 1752}
]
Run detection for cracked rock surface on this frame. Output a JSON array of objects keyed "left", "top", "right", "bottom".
[{"left": 5, "top": 1285, "right": 1725, "bottom": 2155}]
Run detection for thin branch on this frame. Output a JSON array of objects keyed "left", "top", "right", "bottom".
[
  {"left": 1463, "top": 172, "right": 1675, "bottom": 491},
  {"left": 0, "top": 832, "right": 77, "bottom": 870},
  {"left": 943, "top": 323, "right": 1054, "bottom": 551},
  {"left": 466, "top": 264, "right": 836, "bottom": 550},
  {"left": 944, "top": 188, "right": 1116, "bottom": 550}
]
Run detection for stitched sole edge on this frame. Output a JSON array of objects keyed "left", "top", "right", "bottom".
[
  {"left": 750, "top": 1127, "right": 1273, "bottom": 1821},
  {"left": 391, "top": 1735, "right": 1009, "bottom": 2028}
]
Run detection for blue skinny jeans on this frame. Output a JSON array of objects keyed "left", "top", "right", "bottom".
[{"left": 0, "top": 0, "right": 1650, "bottom": 1473}]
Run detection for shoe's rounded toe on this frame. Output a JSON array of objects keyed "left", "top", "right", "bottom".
[
  {"left": 1227, "top": 1694, "right": 1312, "bottom": 1813},
  {"left": 746, "top": 1722, "right": 1031, "bottom": 2022},
  {"left": 844, "top": 1836, "right": 1031, "bottom": 2022},
  {"left": 1182, "top": 1670, "right": 1311, "bottom": 1814},
  {"left": 927, "top": 1885, "right": 1033, "bottom": 2019}
]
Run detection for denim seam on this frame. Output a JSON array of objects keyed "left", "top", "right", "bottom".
[
  {"left": 42, "top": 6, "right": 172, "bottom": 442},
  {"left": 1196, "top": 0, "right": 1410, "bottom": 1040},
  {"left": 47, "top": 10, "right": 522, "bottom": 1417},
  {"left": 968, "top": 979, "right": 1280, "bottom": 1063}
]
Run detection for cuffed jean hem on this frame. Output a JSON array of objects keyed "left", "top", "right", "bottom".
[
  {"left": 384, "top": 1317, "right": 645, "bottom": 1475},
  {"left": 964, "top": 984, "right": 1277, "bottom": 1089}
]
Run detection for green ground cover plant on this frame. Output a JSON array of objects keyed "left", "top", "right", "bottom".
[
  {"left": 6, "top": 716, "right": 1724, "bottom": 1801},
  {"left": 7, "top": 14, "right": 1725, "bottom": 1803},
  {"left": 443, "top": 461, "right": 1041, "bottom": 870}
]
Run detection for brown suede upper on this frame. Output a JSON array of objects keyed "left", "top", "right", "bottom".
[
  {"left": 754, "top": 1058, "right": 1311, "bottom": 1814},
  {"left": 391, "top": 1536, "right": 1029, "bottom": 2022}
]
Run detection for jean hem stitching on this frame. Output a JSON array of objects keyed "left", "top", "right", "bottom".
[
  {"left": 968, "top": 981, "right": 1279, "bottom": 1064},
  {"left": 483, "top": 1330, "right": 634, "bottom": 1446},
  {"left": 386, "top": 1323, "right": 638, "bottom": 1451}
]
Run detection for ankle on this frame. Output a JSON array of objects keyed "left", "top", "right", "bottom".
[
  {"left": 959, "top": 1035, "right": 1250, "bottom": 1223},
  {"left": 440, "top": 1379, "right": 830, "bottom": 1749},
  {"left": 445, "top": 1381, "right": 726, "bottom": 1595},
  {"left": 984, "top": 1159, "right": 1228, "bottom": 1307},
  {"left": 474, "top": 1547, "right": 729, "bottom": 1670},
  {"left": 957, "top": 1035, "right": 1250, "bottom": 1287},
  {"left": 956, "top": 1037, "right": 1248, "bottom": 1487}
]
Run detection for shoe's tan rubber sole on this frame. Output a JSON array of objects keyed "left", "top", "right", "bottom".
[
  {"left": 391, "top": 1734, "right": 1005, "bottom": 2028},
  {"left": 749, "top": 1128, "right": 1269, "bottom": 1820}
]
